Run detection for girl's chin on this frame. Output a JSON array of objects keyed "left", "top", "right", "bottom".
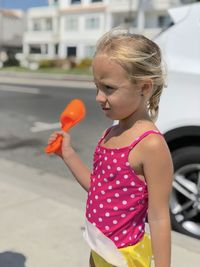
[
  {"left": 104, "top": 113, "right": 115, "bottom": 120},
  {"left": 104, "top": 113, "right": 119, "bottom": 121},
  {"left": 103, "top": 110, "right": 124, "bottom": 120}
]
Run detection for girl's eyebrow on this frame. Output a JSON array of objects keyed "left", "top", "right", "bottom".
[
  {"left": 93, "top": 77, "right": 119, "bottom": 88},
  {"left": 102, "top": 82, "right": 118, "bottom": 88},
  {"left": 94, "top": 79, "right": 118, "bottom": 87}
]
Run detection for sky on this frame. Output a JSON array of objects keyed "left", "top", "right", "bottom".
[{"left": 0, "top": 0, "right": 48, "bottom": 10}]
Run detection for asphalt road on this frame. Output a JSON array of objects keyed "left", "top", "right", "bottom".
[{"left": 0, "top": 82, "right": 111, "bottom": 179}]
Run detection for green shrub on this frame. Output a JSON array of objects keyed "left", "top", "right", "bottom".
[
  {"left": 39, "top": 59, "right": 55, "bottom": 68},
  {"left": 38, "top": 58, "right": 93, "bottom": 70},
  {"left": 39, "top": 58, "right": 77, "bottom": 69},
  {"left": 67, "top": 57, "right": 77, "bottom": 69},
  {"left": 77, "top": 58, "right": 92, "bottom": 69},
  {"left": 53, "top": 59, "right": 69, "bottom": 69},
  {"left": 4, "top": 58, "right": 19, "bottom": 67}
]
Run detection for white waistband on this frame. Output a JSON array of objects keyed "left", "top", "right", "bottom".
[{"left": 83, "top": 218, "right": 128, "bottom": 267}]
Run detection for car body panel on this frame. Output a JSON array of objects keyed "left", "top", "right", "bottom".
[{"left": 154, "top": 3, "right": 200, "bottom": 134}]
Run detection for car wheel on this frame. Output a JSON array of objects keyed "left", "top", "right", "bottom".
[{"left": 170, "top": 146, "right": 200, "bottom": 239}]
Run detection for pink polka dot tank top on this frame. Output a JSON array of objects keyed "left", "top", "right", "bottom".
[{"left": 86, "top": 128, "right": 163, "bottom": 249}]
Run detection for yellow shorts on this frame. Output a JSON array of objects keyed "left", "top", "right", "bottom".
[{"left": 91, "top": 234, "right": 152, "bottom": 267}]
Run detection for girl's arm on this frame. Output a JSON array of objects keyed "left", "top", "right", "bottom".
[
  {"left": 143, "top": 135, "right": 173, "bottom": 267},
  {"left": 48, "top": 131, "right": 91, "bottom": 191},
  {"left": 62, "top": 147, "right": 91, "bottom": 191}
]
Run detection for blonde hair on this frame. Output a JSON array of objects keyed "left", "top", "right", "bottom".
[{"left": 94, "top": 28, "right": 166, "bottom": 121}]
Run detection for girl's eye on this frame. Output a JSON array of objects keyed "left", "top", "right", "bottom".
[
  {"left": 94, "top": 83, "right": 116, "bottom": 95},
  {"left": 105, "top": 85, "right": 114, "bottom": 90}
]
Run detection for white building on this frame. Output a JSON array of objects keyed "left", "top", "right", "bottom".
[
  {"left": 23, "top": 2, "right": 59, "bottom": 61},
  {"left": 0, "top": 9, "right": 24, "bottom": 63},
  {"left": 22, "top": 0, "right": 183, "bottom": 62},
  {"left": 59, "top": 0, "right": 109, "bottom": 59}
]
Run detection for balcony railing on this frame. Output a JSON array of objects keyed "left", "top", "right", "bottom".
[
  {"left": 108, "top": 0, "right": 181, "bottom": 12},
  {"left": 108, "top": 0, "right": 138, "bottom": 12}
]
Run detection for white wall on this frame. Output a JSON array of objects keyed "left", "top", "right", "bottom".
[
  {"left": 0, "top": 12, "right": 24, "bottom": 46},
  {"left": 24, "top": 6, "right": 59, "bottom": 43},
  {"left": 59, "top": 10, "right": 106, "bottom": 58},
  {"left": 27, "top": 6, "right": 58, "bottom": 19}
]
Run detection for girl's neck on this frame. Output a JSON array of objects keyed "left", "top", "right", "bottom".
[{"left": 117, "top": 112, "right": 152, "bottom": 132}]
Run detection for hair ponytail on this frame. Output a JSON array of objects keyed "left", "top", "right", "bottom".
[{"left": 148, "top": 84, "right": 163, "bottom": 121}]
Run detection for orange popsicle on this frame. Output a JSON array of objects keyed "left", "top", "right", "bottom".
[{"left": 45, "top": 99, "right": 86, "bottom": 154}]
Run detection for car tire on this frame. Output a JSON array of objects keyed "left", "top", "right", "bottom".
[{"left": 170, "top": 146, "right": 200, "bottom": 239}]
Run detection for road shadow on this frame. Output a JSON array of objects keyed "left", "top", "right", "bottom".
[
  {"left": 0, "top": 136, "right": 44, "bottom": 150},
  {"left": 0, "top": 251, "right": 26, "bottom": 267}
]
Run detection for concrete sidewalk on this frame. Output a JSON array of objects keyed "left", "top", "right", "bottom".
[{"left": 0, "top": 158, "right": 199, "bottom": 267}]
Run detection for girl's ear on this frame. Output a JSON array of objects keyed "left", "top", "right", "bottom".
[{"left": 140, "top": 79, "right": 153, "bottom": 99}]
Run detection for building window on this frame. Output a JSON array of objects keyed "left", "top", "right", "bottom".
[
  {"left": 33, "top": 19, "right": 42, "bottom": 31},
  {"left": 55, "top": 44, "right": 59, "bottom": 55},
  {"left": 85, "top": 17, "right": 100, "bottom": 30},
  {"left": 158, "top": 15, "right": 172, "bottom": 28},
  {"left": 65, "top": 16, "right": 78, "bottom": 31},
  {"left": 30, "top": 45, "right": 41, "bottom": 54},
  {"left": 49, "top": 0, "right": 59, "bottom": 6},
  {"left": 45, "top": 18, "right": 53, "bottom": 31},
  {"left": 85, "top": 45, "right": 95, "bottom": 58},
  {"left": 71, "top": 0, "right": 81, "bottom": 4},
  {"left": 67, "top": 46, "right": 77, "bottom": 57}
]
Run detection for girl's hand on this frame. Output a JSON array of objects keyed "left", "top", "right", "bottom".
[{"left": 47, "top": 131, "right": 74, "bottom": 159}]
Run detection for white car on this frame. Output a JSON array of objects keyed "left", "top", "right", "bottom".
[{"left": 155, "top": 2, "right": 200, "bottom": 239}]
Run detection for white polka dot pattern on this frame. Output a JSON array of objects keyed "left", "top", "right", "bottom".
[{"left": 86, "top": 129, "right": 162, "bottom": 248}]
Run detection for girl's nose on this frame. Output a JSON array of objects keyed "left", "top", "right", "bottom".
[{"left": 96, "top": 89, "right": 106, "bottom": 104}]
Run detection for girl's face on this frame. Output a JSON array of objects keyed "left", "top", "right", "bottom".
[{"left": 92, "top": 54, "right": 149, "bottom": 122}]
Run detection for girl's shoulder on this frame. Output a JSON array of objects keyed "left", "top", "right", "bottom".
[
  {"left": 127, "top": 120, "right": 162, "bottom": 145},
  {"left": 132, "top": 120, "right": 159, "bottom": 133},
  {"left": 128, "top": 122, "right": 170, "bottom": 182},
  {"left": 100, "top": 121, "right": 164, "bottom": 150},
  {"left": 131, "top": 121, "right": 165, "bottom": 148},
  {"left": 130, "top": 121, "right": 171, "bottom": 163}
]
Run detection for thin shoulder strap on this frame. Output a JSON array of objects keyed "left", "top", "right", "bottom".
[
  {"left": 97, "top": 126, "right": 113, "bottom": 145},
  {"left": 129, "top": 130, "right": 163, "bottom": 150}
]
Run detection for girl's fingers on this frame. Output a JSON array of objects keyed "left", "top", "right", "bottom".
[
  {"left": 47, "top": 131, "right": 68, "bottom": 144},
  {"left": 48, "top": 138, "right": 56, "bottom": 144},
  {"left": 52, "top": 131, "right": 66, "bottom": 137},
  {"left": 48, "top": 132, "right": 61, "bottom": 144}
]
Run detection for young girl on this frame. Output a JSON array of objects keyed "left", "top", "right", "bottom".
[{"left": 48, "top": 29, "right": 173, "bottom": 267}]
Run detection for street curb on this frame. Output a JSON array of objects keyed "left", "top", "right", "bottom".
[
  {"left": 0, "top": 73, "right": 95, "bottom": 89},
  {"left": 0, "top": 70, "right": 93, "bottom": 82}
]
